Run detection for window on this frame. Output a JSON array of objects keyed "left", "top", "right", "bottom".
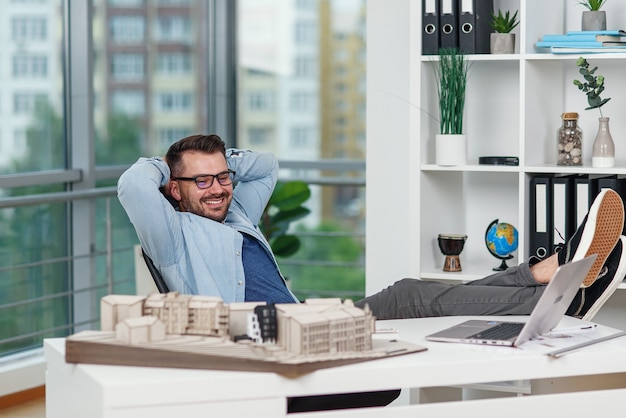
[
  {"left": 111, "top": 53, "right": 145, "bottom": 80},
  {"left": 13, "top": 92, "right": 47, "bottom": 114},
  {"left": 248, "top": 127, "right": 272, "bottom": 146},
  {"left": 334, "top": 50, "right": 348, "bottom": 61},
  {"left": 110, "top": 16, "right": 145, "bottom": 44},
  {"left": 290, "top": 126, "right": 313, "bottom": 148},
  {"left": 155, "top": 16, "right": 191, "bottom": 42},
  {"left": 357, "top": 102, "right": 365, "bottom": 119},
  {"left": 157, "top": 0, "right": 190, "bottom": 4},
  {"left": 335, "top": 66, "right": 346, "bottom": 76},
  {"left": 2, "top": 1, "right": 367, "bottom": 394},
  {"left": 294, "top": 56, "right": 316, "bottom": 78},
  {"left": 296, "top": 0, "right": 315, "bottom": 10},
  {"left": 156, "top": 128, "right": 193, "bottom": 151},
  {"left": 290, "top": 91, "right": 315, "bottom": 112},
  {"left": 12, "top": 54, "right": 48, "bottom": 77},
  {"left": 155, "top": 52, "right": 192, "bottom": 75},
  {"left": 109, "top": 0, "right": 144, "bottom": 6},
  {"left": 357, "top": 132, "right": 365, "bottom": 148},
  {"left": 111, "top": 90, "right": 145, "bottom": 115},
  {"left": 1, "top": 0, "right": 68, "bottom": 368},
  {"left": 238, "top": 0, "right": 367, "bottom": 301},
  {"left": 294, "top": 21, "right": 316, "bottom": 44},
  {"left": 12, "top": 128, "right": 27, "bottom": 154},
  {"left": 247, "top": 91, "right": 273, "bottom": 111},
  {"left": 12, "top": 16, "right": 47, "bottom": 41},
  {"left": 155, "top": 91, "right": 193, "bottom": 112},
  {"left": 335, "top": 100, "right": 347, "bottom": 111}
]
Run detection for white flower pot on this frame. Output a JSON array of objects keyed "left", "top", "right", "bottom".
[{"left": 436, "top": 134, "right": 467, "bottom": 166}]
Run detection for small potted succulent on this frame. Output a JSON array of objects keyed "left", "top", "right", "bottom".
[
  {"left": 573, "top": 57, "right": 614, "bottom": 168},
  {"left": 489, "top": 9, "right": 519, "bottom": 54},
  {"left": 579, "top": 0, "right": 608, "bottom": 31}
]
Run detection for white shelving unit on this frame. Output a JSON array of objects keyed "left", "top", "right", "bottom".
[{"left": 366, "top": 0, "right": 626, "bottom": 325}]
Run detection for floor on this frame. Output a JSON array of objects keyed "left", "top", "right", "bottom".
[{"left": 0, "top": 397, "right": 45, "bottom": 418}]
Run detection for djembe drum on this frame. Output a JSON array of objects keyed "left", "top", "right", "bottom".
[{"left": 437, "top": 234, "right": 468, "bottom": 272}]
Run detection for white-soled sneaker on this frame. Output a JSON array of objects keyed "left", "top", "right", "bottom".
[
  {"left": 568, "top": 236, "right": 626, "bottom": 320},
  {"left": 557, "top": 188, "right": 624, "bottom": 288}
]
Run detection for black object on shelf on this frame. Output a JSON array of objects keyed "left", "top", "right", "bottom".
[{"left": 478, "top": 156, "right": 519, "bottom": 166}]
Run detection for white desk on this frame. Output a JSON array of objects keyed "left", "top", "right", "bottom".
[{"left": 45, "top": 316, "right": 626, "bottom": 418}]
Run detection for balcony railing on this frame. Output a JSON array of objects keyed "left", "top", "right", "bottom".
[{"left": 0, "top": 160, "right": 366, "bottom": 359}]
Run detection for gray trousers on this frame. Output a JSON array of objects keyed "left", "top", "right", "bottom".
[{"left": 354, "top": 263, "right": 544, "bottom": 320}]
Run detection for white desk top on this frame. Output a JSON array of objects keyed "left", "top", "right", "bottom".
[{"left": 44, "top": 316, "right": 626, "bottom": 409}]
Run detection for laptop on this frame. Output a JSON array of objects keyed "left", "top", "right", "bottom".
[{"left": 425, "top": 254, "right": 597, "bottom": 347}]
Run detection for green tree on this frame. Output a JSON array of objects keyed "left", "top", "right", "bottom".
[
  {"left": 1, "top": 98, "right": 68, "bottom": 354},
  {"left": 279, "top": 222, "right": 365, "bottom": 301},
  {"left": 0, "top": 103, "right": 143, "bottom": 356},
  {"left": 96, "top": 112, "right": 144, "bottom": 165},
  {"left": 4, "top": 98, "right": 65, "bottom": 174},
  {"left": 94, "top": 112, "right": 144, "bottom": 297}
]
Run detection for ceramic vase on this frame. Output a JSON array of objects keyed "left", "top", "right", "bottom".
[
  {"left": 592, "top": 117, "right": 614, "bottom": 168},
  {"left": 436, "top": 134, "right": 467, "bottom": 166}
]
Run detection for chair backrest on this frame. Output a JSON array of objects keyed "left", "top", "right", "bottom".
[{"left": 141, "top": 248, "right": 170, "bottom": 293}]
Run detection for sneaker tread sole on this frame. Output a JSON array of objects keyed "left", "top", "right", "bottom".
[
  {"left": 581, "top": 236, "right": 626, "bottom": 320},
  {"left": 574, "top": 190, "right": 624, "bottom": 288}
]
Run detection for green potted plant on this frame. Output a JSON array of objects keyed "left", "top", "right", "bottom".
[
  {"left": 489, "top": 9, "right": 519, "bottom": 54},
  {"left": 434, "top": 47, "right": 470, "bottom": 165},
  {"left": 573, "top": 56, "right": 614, "bottom": 167},
  {"left": 260, "top": 180, "right": 311, "bottom": 257},
  {"left": 579, "top": 0, "right": 608, "bottom": 31}
]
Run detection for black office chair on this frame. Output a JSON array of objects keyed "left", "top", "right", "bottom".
[{"left": 141, "top": 248, "right": 170, "bottom": 293}]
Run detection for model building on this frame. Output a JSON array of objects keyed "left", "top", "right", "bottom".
[
  {"left": 100, "top": 292, "right": 375, "bottom": 355},
  {"left": 66, "top": 293, "right": 425, "bottom": 375}
]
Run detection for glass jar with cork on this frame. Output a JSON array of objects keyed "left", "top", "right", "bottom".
[{"left": 556, "top": 112, "right": 582, "bottom": 166}]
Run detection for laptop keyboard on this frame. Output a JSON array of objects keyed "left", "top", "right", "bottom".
[{"left": 469, "top": 322, "right": 525, "bottom": 340}]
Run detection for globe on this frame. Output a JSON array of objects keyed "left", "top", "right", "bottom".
[{"left": 485, "top": 219, "right": 519, "bottom": 271}]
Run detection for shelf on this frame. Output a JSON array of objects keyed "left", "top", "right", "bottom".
[
  {"left": 421, "top": 164, "right": 520, "bottom": 173},
  {"left": 423, "top": 164, "right": 626, "bottom": 175},
  {"left": 525, "top": 52, "right": 626, "bottom": 61},
  {"left": 421, "top": 258, "right": 519, "bottom": 283},
  {"left": 420, "top": 54, "right": 519, "bottom": 62},
  {"left": 524, "top": 164, "right": 626, "bottom": 175},
  {"left": 365, "top": 0, "right": 626, "bottom": 316},
  {"left": 423, "top": 53, "right": 626, "bottom": 63}
]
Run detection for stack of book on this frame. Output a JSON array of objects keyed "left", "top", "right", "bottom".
[{"left": 535, "top": 30, "right": 626, "bottom": 54}]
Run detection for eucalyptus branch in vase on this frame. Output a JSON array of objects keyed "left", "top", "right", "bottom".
[
  {"left": 573, "top": 57, "right": 610, "bottom": 117},
  {"left": 572, "top": 57, "right": 614, "bottom": 167}
]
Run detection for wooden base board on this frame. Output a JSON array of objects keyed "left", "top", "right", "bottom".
[{"left": 66, "top": 331, "right": 427, "bottom": 378}]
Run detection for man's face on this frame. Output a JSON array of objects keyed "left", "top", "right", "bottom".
[{"left": 169, "top": 151, "right": 233, "bottom": 223}]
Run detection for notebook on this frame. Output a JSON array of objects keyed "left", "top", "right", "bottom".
[{"left": 425, "top": 255, "right": 597, "bottom": 347}]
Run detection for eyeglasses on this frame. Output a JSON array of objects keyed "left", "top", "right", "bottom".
[{"left": 172, "top": 169, "right": 236, "bottom": 189}]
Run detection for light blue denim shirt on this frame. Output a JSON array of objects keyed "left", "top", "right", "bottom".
[{"left": 117, "top": 149, "right": 297, "bottom": 303}]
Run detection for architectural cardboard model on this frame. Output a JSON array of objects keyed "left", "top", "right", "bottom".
[
  {"left": 65, "top": 293, "right": 426, "bottom": 376},
  {"left": 101, "top": 292, "right": 374, "bottom": 353}
]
